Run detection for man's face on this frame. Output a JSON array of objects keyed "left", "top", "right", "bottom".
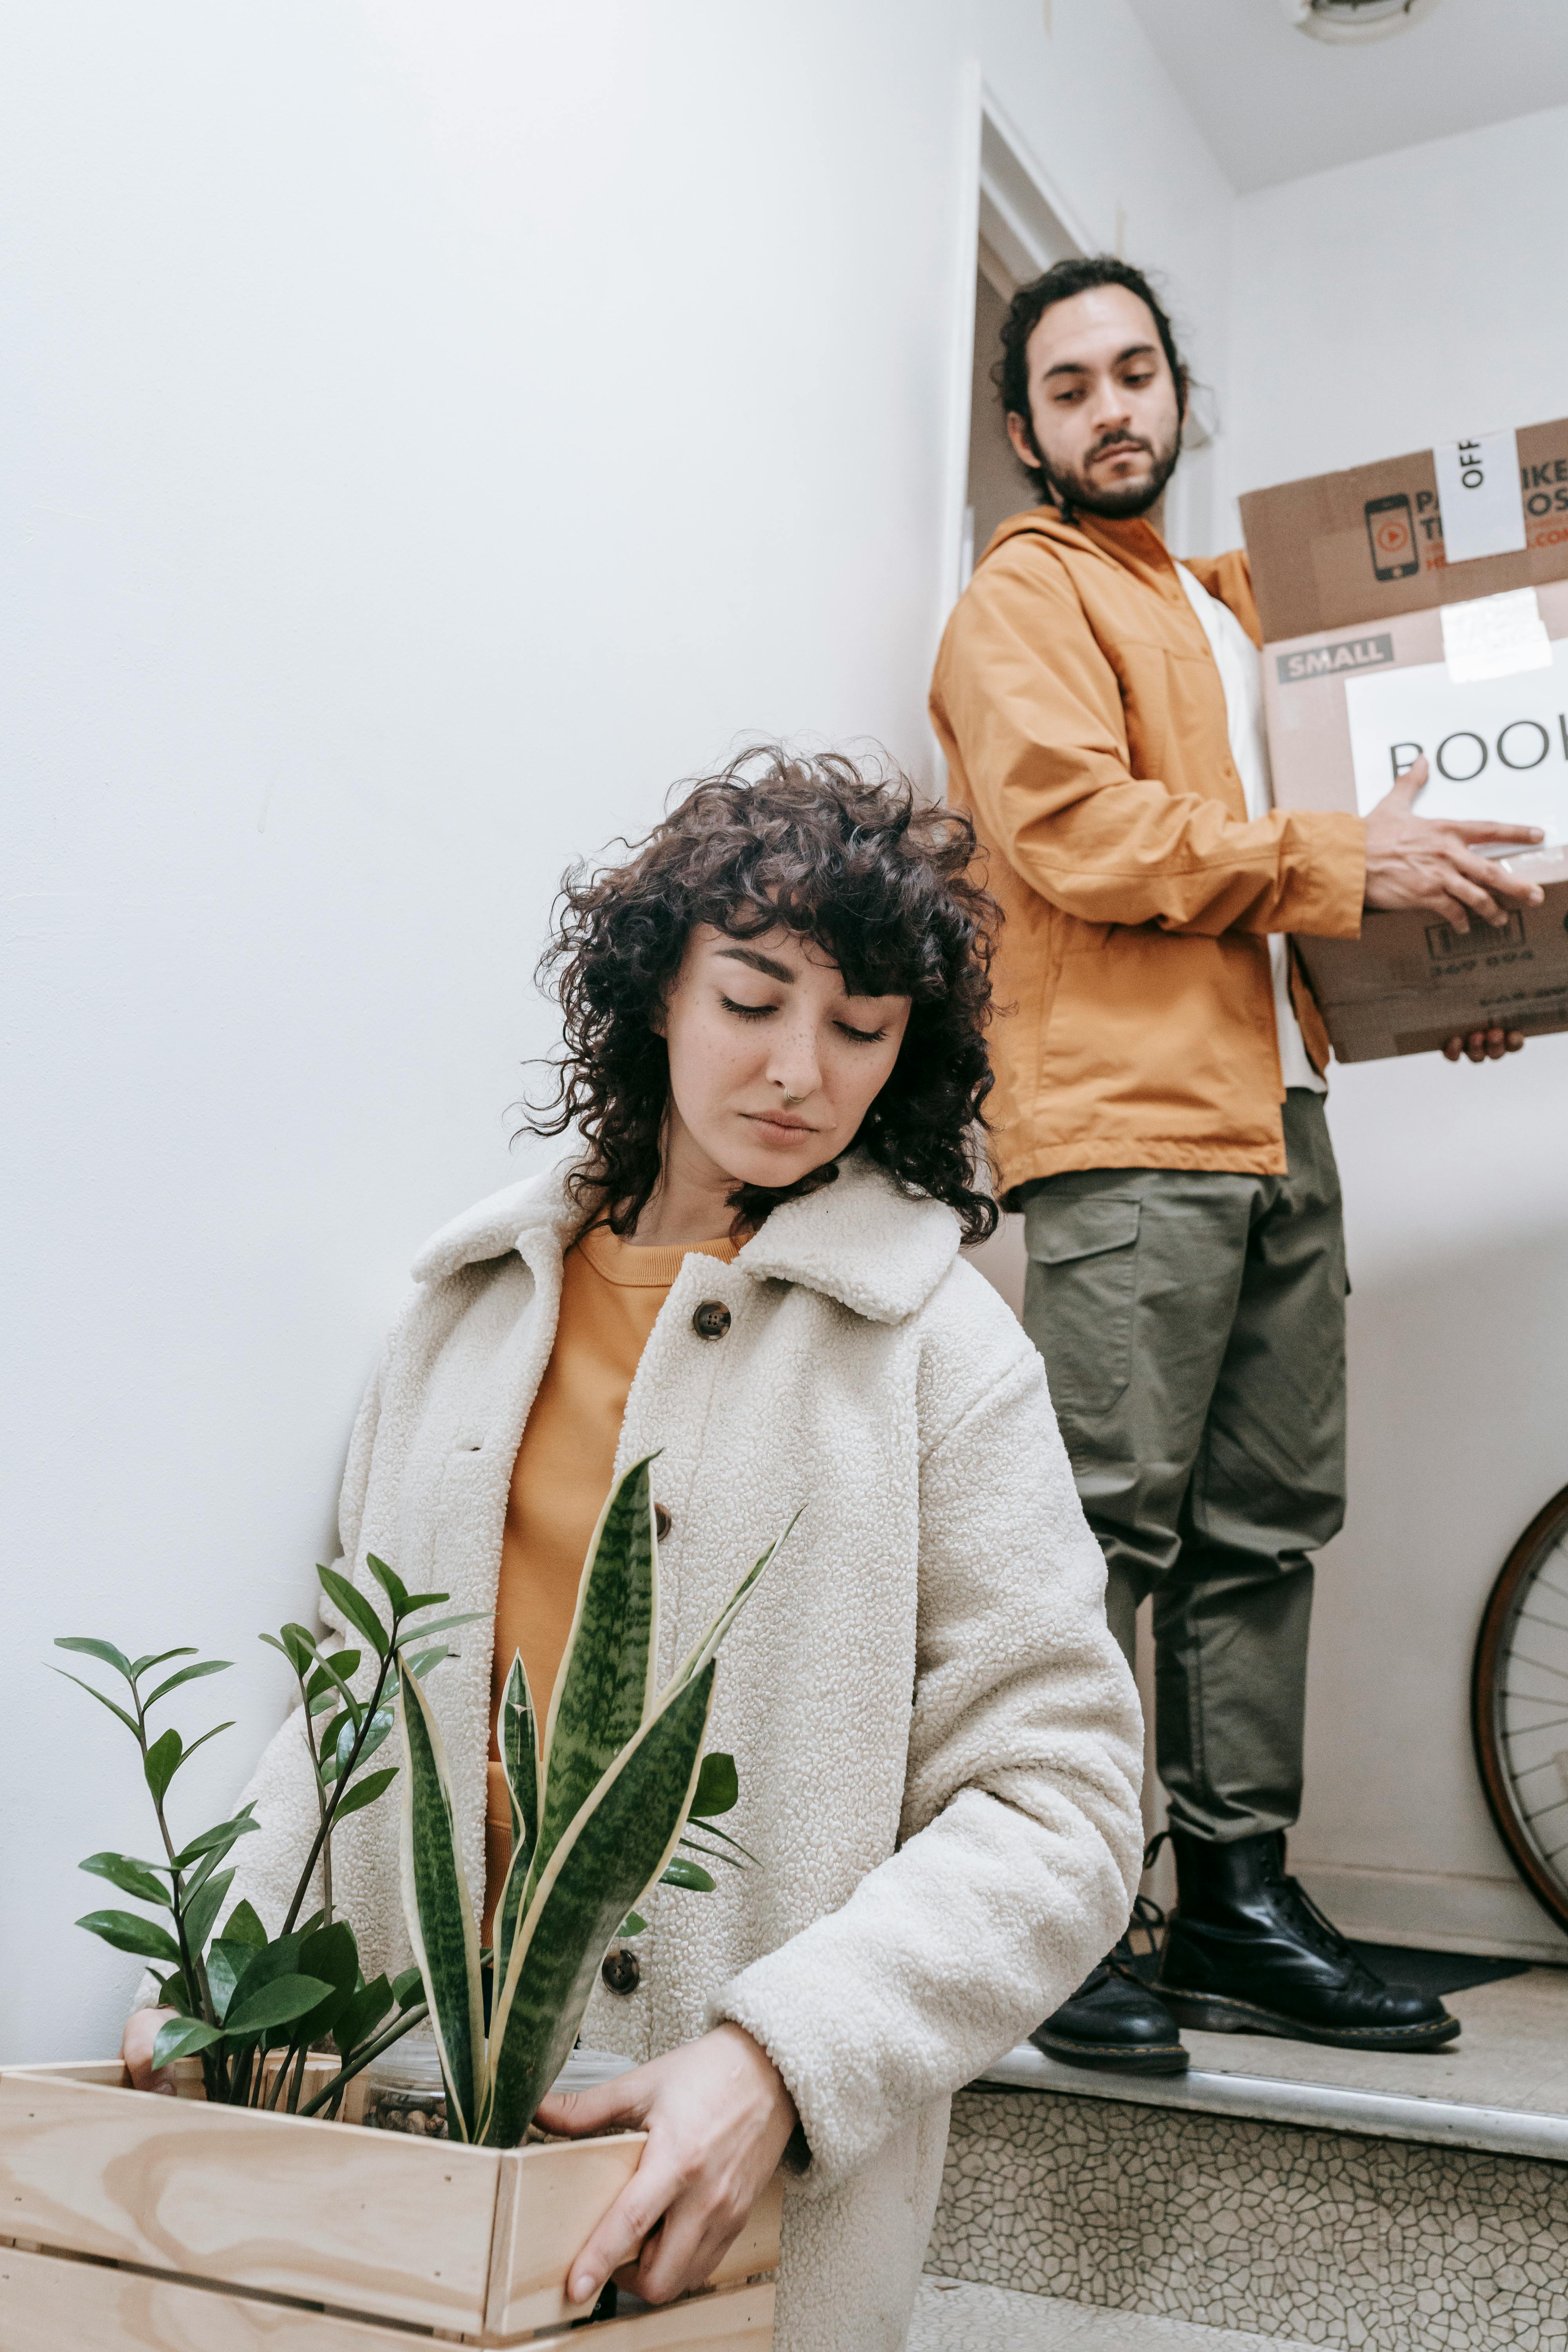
[{"left": 1007, "top": 283, "right": 1183, "bottom": 520}]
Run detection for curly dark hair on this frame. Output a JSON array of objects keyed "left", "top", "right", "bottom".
[{"left": 524, "top": 748, "right": 1001, "bottom": 1245}]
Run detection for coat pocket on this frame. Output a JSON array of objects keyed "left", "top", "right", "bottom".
[{"left": 1023, "top": 1196, "right": 1142, "bottom": 1418}]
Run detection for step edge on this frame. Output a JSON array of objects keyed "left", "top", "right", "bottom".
[{"left": 972, "top": 2043, "right": 1568, "bottom": 2164}]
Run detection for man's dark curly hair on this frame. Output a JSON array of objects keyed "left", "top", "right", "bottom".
[{"left": 525, "top": 748, "right": 1001, "bottom": 1244}]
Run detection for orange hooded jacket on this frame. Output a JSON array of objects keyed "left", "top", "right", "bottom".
[{"left": 929, "top": 504, "right": 1367, "bottom": 1196}]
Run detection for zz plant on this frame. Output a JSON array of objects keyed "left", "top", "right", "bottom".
[
  {"left": 399, "top": 1454, "right": 783, "bottom": 2147},
  {"left": 55, "top": 1563, "right": 483, "bottom": 2115}
]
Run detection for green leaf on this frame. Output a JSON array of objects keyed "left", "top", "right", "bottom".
[
  {"left": 494, "top": 1650, "right": 539, "bottom": 1996},
  {"left": 225, "top": 1973, "right": 333, "bottom": 2037},
  {"left": 49, "top": 1667, "right": 141, "bottom": 1738},
  {"left": 390, "top": 1609, "right": 485, "bottom": 1646},
  {"left": 315, "top": 1709, "right": 352, "bottom": 1783},
  {"left": 317, "top": 1565, "right": 389, "bottom": 1658},
  {"left": 76, "top": 1909, "right": 183, "bottom": 1965},
  {"left": 659, "top": 1855, "right": 715, "bottom": 1892},
  {"left": 346, "top": 1706, "right": 394, "bottom": 1774},
  {"left": 143, "top": 1728, "right": 183, "bottom": 1801},
  {"left": 181, "top": 1866, "right": 235, "bottom": 1960},
  {"left": 396, "top": 1660, "right": 484, "bottom": 2141},
  {"left": 334, "top": 1973, "right": 394, "bottom": 2060},
  {"left": 620, "top": 1911, "right": 648, "bottom": 1938},
  {"left": 293, "top": 1920, "right": 360, "bottom": 2043},
  {"left": 678, "top": 1833, "right": 742, "bottom": 1869},
  {"left": 397, "top": 1588, "right": 452, "bottom": 1616},
  {"left": 177, "top": 1720, "right": 235, "bottom": 1770},
  {"left": 145, "top": 1658, "right": 233, "bottom": 1710},
  {"left": 331, "top": 1764, "right": 398, "bottom": 1821},
  {"left": 129, "top": 1646, "right": 198, "bottom": 1679},
  {"left": 54, "top": 1636, "right": 136, "bottom": 1683},
  {"left": 690, "top": 1750, "right": 739, "bottom": 1818},
  {"left": 686, "top": 1817, "right": 762, "bottom": 1866},
  {"left": 483, "top": 1661, "right": 717, "bottom": 2147},
  {"left": 221, "top": 1898, "right": 268, "bottom": 1949},
  {"left": 399, "top": 1644, "right": 449, "bottom": 1682},
  {"left": 528, "top": 1454, "right": 661, "bottom": 1910},
  {"left": 205, "top": 1936, "right": 254, "bottom": 2022},
  {"left": 392, "top": 1965, "right": 424, "bottom": 2009},
  {"left": 365, "top": 1555, "right": 410, "bottom": 1619},
  {"left": 310, "top": 1649, "right": 364, "bottom": 1729},
  {"left": 223, "top": 1932, "right": 305, "bottom": 2041},
  {"left": 79, "top": 1852, "right": 170, "bottom": 1906},
  {"left": 172, "top": 1808, "right": 259, "bottom": 1872},
  {"left": 305, "top": 1653, "right": 360, "bottom": 1708},
  {"left": 152, "top": 2015, "right": 225, "bottom": 2069},
  {"left": 158, "top": 1968, "right": 195, "bottom": 2016}
]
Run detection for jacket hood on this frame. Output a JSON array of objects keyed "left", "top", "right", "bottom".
[
  {"left": 980, "top": 501, "right": 1169, "bottom": 574},
  {"left": 410, "top": 1153, "right": 961, "bottom": 1326}
]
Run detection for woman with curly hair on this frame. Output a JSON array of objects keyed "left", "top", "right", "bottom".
[{"left": 125, "top": 749, "right": 1142, "bottom": 2352}]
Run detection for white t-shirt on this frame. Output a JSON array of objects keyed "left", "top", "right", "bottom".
[{"left": 1173, "top": 563, "right": 1325, "bottom": 1095}]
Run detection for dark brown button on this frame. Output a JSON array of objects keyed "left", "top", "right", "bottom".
[
  {"left": 692, "top": 1300, "right": 731, "bottom": 1341},
  {"left": 601, "top": 1948, "right": 641, "bottom": 1995},
  {"left": 653, "top": 1503, "right": 672, "bottom": 1541}
]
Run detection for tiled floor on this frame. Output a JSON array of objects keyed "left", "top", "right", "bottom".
[{"left": 911, "top": 2278, "right": 1314, "bottom": 2350}]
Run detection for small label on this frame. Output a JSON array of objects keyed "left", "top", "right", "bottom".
[
  {"left": 1440, "top": 587, "right": 1554, "bottom": 685},
  {"left": 1276, "top": 632, "right": 1394, "bottom": 687},
  {"left": 1425, "top": 910, "right": 1526, "bottom": 963},
  {"left": 1433, "top": 430, "right": 1527, "bottom": 563}
]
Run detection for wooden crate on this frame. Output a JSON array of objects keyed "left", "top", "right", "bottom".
[{"left": 0, "top": 2063, "right": 779, "bottom": 2348}]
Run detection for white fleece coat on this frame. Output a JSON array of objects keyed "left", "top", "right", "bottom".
[{"left": 220, "top": 1156, "right": 1143, "bottom": 2351}]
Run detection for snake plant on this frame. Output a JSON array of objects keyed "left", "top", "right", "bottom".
[{"left": 397, "top": 1454, "right": 785, "bottom": 2147}]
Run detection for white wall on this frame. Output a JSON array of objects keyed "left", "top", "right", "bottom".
[
  {"left": 0, "top": 1, "right": 1232, "bottom": 2062},
  {"left": 1229, "top": 109, "right": 1568, "bottom": 1956}
]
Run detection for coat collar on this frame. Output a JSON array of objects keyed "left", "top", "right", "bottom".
[{"left": 409, "top": 1154, "right": 961, "bottom": 1327}]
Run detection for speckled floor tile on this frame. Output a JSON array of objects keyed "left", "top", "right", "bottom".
[
  {"left": 911, "top": 2276, "right": 1315, "bottom": 2348},
  {"left": 927, "top": 2084, "right": 1568, "bottom": 2351}
]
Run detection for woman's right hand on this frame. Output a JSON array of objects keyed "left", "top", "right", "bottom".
[{"left": 122, "top": 2006, "right": 178, "bottom": 2093}]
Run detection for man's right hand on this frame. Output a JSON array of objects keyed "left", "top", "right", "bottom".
[
  {"left": 1364, "top": 756, "right": 1545, "bottom": 931},
  {"left": 122, "top": 2005, "right": 178, "bottom": 2093}
]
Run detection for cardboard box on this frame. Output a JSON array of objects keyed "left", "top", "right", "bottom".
[{"left": 1240, "top": 416, "right": 1568, "bottom": 1061}]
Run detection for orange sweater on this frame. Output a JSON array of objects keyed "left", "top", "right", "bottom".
[{"left": 483, "top": 1223, "right": 737, "bottom": 1939}]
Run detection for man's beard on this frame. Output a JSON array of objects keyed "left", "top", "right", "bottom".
[{"left": 1035, "top": 421, "right": 1182, "bottom": 519}]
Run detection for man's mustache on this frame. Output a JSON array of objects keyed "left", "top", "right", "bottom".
[{"left": 1088, "top": 432, "right": 1154, "bottom": 463}]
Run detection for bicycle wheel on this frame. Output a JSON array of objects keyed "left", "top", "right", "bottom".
[{"left": 1472, "top": 1481, "right": 1568, "bottom": 1939}]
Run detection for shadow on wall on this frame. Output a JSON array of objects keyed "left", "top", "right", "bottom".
[{"left": 1296, "top": 1212, "right": 1568, "bottom": 1959}]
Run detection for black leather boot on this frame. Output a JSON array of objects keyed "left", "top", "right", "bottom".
[
  {"left": 1031, "top": 1936, "right": 1189, "bottom": 2075},
  {"left": 1158, "top": 1828, "right": 1459, "bottom": 2051}
]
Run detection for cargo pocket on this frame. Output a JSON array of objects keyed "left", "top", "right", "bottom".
[{"left": 1023, "top": 1196, "right": 1142, "bottom": 1418}]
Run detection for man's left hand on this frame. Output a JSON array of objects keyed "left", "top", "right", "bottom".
[{"left": 1443, "top": 1026, "right": 1525, "bottom": 1063}]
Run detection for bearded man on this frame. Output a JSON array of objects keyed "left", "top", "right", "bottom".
[{"left": 930, "top": 255, "right": 1542, "bottom": 2073}]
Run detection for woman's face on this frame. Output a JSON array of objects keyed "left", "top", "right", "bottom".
[{"left": 659, "top": 924, "right": 912, "bottom": 1196}]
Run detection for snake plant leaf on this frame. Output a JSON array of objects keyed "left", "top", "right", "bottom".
[
  {"left": 182, "top": 1866, "right": 236, "bottom": 1960},
  {"left": 225, "top": 1973, "right": 333, "bottom": 2038},
  {"left": 482, "top": 1661, "right": 717, "bottom": 2147},
  {"left": 332, "top": 1764, "right": 398, "bottom": 1821},
  {"left": 494, "top": 1650, "right": 538, "bottom": 1993},
  {"left": 78, "top": 1852, "right": 171, "bottom": 1906},
  {"left": 529, "top": 1454, "right": 661, "bottom": 1907},
  {"left": 690, "top": 1751, "right": 739, "bottom": 1817},
  {"left": 144, "top": 1657, "right": 233, "bottom": 1711},
  {"left": 667, "top": 1519, "right": 795, "bottom": 1693},
  {"left": 318, "top": 1565, "right": 390, "bottom": 1658},
  {"left": 396, "top": 1661, "right": 484, "bottom": 2142},
  {"left": 76, "top": 1909, "right": 183, "bottom": 1964},
  {"left": 365, "top": 1555, "right": 411, "bottom": 1618},
  {"left": 151, "top": 2015, "right": 225, "bottom": 2069}
]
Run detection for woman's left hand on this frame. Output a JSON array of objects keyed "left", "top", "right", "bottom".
[{"left": 532, "top": 2022, "right": 799, "bottom": 2310}]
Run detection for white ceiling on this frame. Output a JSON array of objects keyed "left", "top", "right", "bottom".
[{"left": 1123, "top": 0, "right": 1568, "bottom": 192}]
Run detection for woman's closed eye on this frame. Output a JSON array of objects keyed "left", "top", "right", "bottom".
[
  {"left": 834, "top": 1018, "right": 890, "bottom": 1045},
  {"left": 719, "top": 992, "right": 778, "bottom": 1023}
]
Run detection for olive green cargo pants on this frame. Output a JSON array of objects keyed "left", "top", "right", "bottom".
[{"left": 1019, "top": 1091, "right": 1347, "bottom": 1844}]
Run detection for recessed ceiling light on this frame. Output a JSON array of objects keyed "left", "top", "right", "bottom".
[{"left": 1278, "top": 0, "right": 1441, "bottom": 42}]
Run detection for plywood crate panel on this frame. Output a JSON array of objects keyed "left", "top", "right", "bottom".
[{"left": 0, "top": 2064, "right": 779, "bottom": 2348}]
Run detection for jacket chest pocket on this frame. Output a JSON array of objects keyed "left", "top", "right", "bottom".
[{"left": 1022, "top": 1196, "right": 1141, "bottom": 1419}]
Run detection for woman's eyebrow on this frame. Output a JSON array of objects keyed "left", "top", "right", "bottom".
[{"left": 716, "top": 945, "right": 796, "bottom": 985}]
